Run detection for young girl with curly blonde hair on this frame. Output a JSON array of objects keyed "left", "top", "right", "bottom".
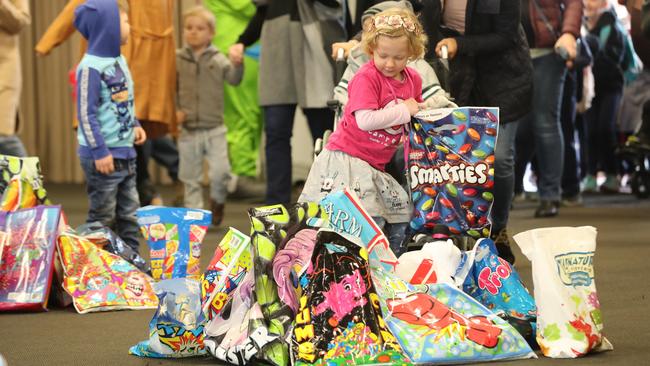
[{"left": 300, "top": 8, "right": 427, "bottom": 255}]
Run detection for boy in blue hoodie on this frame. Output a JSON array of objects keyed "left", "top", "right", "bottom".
[{"left": 74, "top": 0, "right": 146, "bottom": 251}]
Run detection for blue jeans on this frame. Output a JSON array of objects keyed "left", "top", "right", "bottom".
[
  {"left": 264, "top": 105, "right": 333, "bottom": 205},
  {"left": 372, "top": 216, "right": 408, "bottom": 257},
  {"left": 561, "top": 70, "right": 580, "bottom": 197},
  {"left": 0, "top": 135, "right": 27, "bottom": 157},
  {"left": 80, "top": 157, "right": 141, "bottom": 251},
  {"left": 491, "top": 120, "right": 518, "bottom": 232},
  {"left": 516, "top": 54, "right": 567, "bottom": 201},
  {"left": 585, "top": 90, "right": 623, "bottom": 175}
]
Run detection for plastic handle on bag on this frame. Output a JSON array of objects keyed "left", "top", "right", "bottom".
[{"left": 441, "top": 45, "right": 448, "bottom": 60}]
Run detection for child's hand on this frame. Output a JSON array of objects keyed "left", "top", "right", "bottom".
[
  {"left": 229, "top": 43, "right": 244, "bottom": 65},
  {"left": 331, "top": 40, "right": 358, "bottom": 60},
  {"left": 95, "top": 155, "right": 115, "bottom": 175},
  {"left": 404, "top": 98, "right": 420, "bottom": 116},
  {"left": 134, "top": 126, "right": 147, "bottom": 145},
  {"left": 435, "top": 38, "right": 458, "bottom": 59},
  {"left": 176, "top": 110, "right": 186, "bottom": 124}
]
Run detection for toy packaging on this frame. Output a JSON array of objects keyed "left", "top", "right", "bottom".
[
  {"left": 137, "top": 206, "right": 211, "bottom": 280},
  {"left": 514, "top": 226, "right": 613, "bottom": 357},
  {"left": 408, "top": 108, "right": 498, "bottom": 238},
  {"left": 0, "top": 206, "right": 61, "bottom": 311},
  {"left": 291, "top": 230, "right": 408, "bottom": 366},
  {"left": 57, "top": 230, "right": 158, "bottom": 314},
  {"left": 129, "top": 278, "right": 206, "bottom": 358}
]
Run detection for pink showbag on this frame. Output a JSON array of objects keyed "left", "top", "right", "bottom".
[
  {"left": 0, "top": 206, "right": 62, "bottom": 311},
  {"left": 514, "top": 226, "right": 613, "bottom": 358}
]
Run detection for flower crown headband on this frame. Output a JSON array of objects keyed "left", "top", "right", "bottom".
[{"left": 372, "top": 14, "right": 418, "bottom": 34}]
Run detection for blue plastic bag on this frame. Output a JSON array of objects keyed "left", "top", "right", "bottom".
[{"left": 463, "top": 239, "right": 537, "bottom": 339}]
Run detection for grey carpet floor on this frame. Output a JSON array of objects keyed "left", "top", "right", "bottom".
[{"left": 0, "top": 184, "right": 649, "bottom": 366}]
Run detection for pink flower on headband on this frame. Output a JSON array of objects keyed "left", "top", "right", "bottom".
[{"left": 373, "top": 14, "right": 417, "bottom": 33}]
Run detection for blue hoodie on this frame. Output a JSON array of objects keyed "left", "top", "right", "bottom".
[{"left": 74, "top": 0, "right": 138, "bottom": 161}]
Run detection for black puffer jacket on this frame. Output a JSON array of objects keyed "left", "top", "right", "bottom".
[{"left": 426, "top": 0, "right": 533, "bottom": 124}]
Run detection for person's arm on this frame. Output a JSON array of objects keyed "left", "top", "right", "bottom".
[
  {"left": 455, "top": 0, "right": 521, "bottom": 56},
  {"left": 602, "top": 15, "right": 626, "bottom": 65},
  {"left": 355, "top": 106, "right": 411, "bottom": 131},
  {"left": 236, "top": 4, "right": 267, "bottom": 47},
  {"left": 216, "top": 53, "right": 244, "bottom": 86},
  {"left": 34, "top": 0, "right": 84, "bottom": 56},
  {"left": 561, "top": 0, "right": 584, "bottom": 39},
  {"left": 0, "top": 0, "right": 30, "bottom": 35},
  {"left": 77, "top": 67, "right": 109, "bottom": 160}
]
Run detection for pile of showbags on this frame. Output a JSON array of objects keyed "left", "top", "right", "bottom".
[
  {"left": 0, "top": 107, "right": 613, "bottom": 365},
  {"left": 0, "top": 154, "right": 207, "bottom": 315},
  {"left": 125, "top": 107, "right": 611, "bottom": 364}
]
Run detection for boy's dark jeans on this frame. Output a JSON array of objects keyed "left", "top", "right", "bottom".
[{"left": 80, "top": 157, "right": 140, "bottom": 251}]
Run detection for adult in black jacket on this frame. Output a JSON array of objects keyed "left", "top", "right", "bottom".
[{"left": 431, "top": 0, "right": 533, "bottom": 264}]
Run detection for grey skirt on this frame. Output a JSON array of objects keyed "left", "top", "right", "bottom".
[{"left": 298, "top": 149, "right": 411, "bottom": 223}]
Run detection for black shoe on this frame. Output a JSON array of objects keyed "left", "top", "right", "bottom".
[
  {"left": 490, "top": 228, "right": 515, "bottom": 265},
  {"left": 534, "top": 200, "right": 559, "bottom": 218}
]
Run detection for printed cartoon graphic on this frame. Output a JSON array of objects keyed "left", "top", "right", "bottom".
[
  {"left": 102, "top": 63, "right": 134, "bottom": 140},
  {"left": 386, "top": 292, "right": 502, "bottom": 348},
  {"left": 313, "top": 268, "right": 368, "bottom": 322}
]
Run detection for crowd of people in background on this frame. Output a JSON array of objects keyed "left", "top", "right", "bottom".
[{"left": 0, "top": 0, "right": 649, "bottom": 262}]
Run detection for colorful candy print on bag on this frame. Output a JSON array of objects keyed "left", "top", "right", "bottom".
[
  {"left": 129, "top": 278, "right": 206, "bottom": 358},
  {"left": 201, "top": 228, "right": 252, "bottom": 321},
  {"left": 514, "top": 226, "right": 613, "bottom": 358},
  {"left": 57, "top": 230, "right": 157, "bottom": 313},
  {"left": 463, "top": 239, "right": 537, "bottom": 340},
  {"left": 76, "top": 222, "right": 150, "bottom": 273},
  {"left": 137, "top": 206, "right": 211, "bottom": 280},
  {"left": 408, "top": 108, "right": 498, "bottom": 238},
  {"left": 370, "top": 266, "right": 536, "bottom": 364},
  {"left": 291, "top": 230, "right": 408, "bottom": 366},
  {"left": 0, "top": 206, "right": 61, "bottom": 311}
]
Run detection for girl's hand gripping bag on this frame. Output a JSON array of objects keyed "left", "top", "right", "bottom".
[
  {"left": 137, "top": 206, "right": 211, "bottom": 280},
  {"left": 513, "top": 226, "right": 613, "bottom": 358},
  {"left": 409, "top": 108, "right": 498, "bottom": 238},
  {"left": 129, "top": 278, "right": 206, "bottom": 358}
]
